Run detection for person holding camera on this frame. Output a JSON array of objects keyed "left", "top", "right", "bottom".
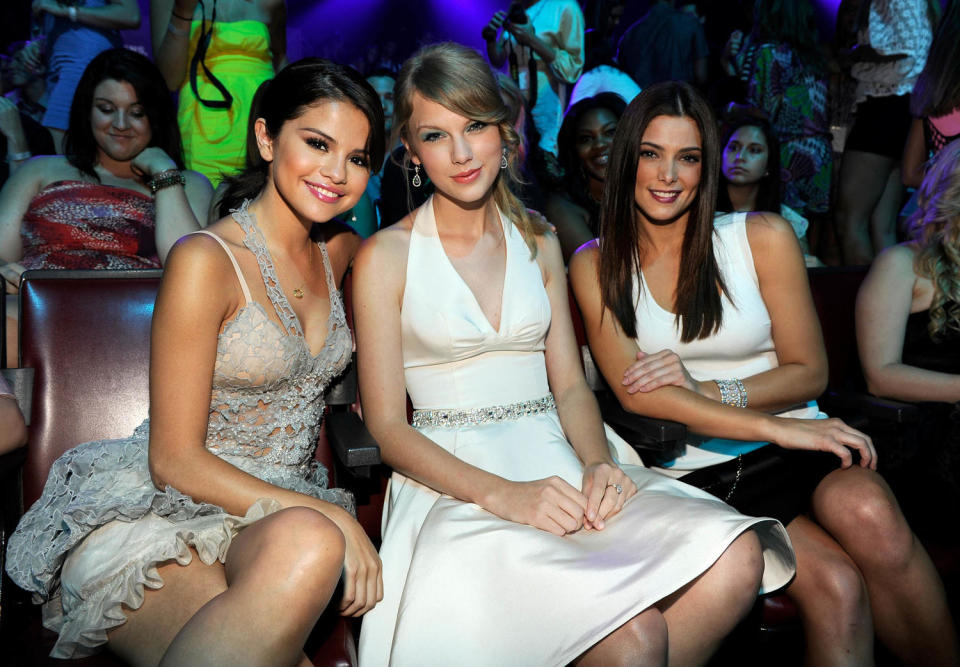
[{"left": 484, "top": 0, "right": 585, "bottom": 156}]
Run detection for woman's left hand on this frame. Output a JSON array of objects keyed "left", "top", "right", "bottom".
[
  {"left": 581, "top": 461, "right": 636, "bottom": 530},
  {"left": 0, "top": 262, "right": 25, "bottom": 294},
  {"left": 622, "top": 348, "right": 709, "bottom": 396},
  {"left": 130, "top": 146, "right": 178, "bottom": 181}
]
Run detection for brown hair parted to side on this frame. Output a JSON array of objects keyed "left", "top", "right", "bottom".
[
  {"left": 597, "top": 81, "right": 729, "bottom": 343},
  {"left": 392, "top": 42, "right": 548, "bottom": 257}
]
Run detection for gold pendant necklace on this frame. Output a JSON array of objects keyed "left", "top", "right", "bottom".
[{"left": 291, "top": 244, "right": 315, "bottom": 299}]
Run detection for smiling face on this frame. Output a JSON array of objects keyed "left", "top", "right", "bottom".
[
  {"left": 257, "top": 99, "right": 372, "bottom": 223},
  {"left": 722, "top": 125, "right": 769, "bottom": 186},
  {"left": 405, "top": 92, "right": 503, "bottom": 207},
  {"left": 576, "top": 107, "right": 618, "bottom": 182},
  {"left": 633, "top": 114, "right": 703, "bottom": 224},
  {"left": 91, "top": 78, "right": 152, "bottom": 164}
]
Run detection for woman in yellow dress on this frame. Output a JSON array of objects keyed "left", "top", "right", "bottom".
[{"left": 151, "top": 0, "right": 287, "bottom": 187}]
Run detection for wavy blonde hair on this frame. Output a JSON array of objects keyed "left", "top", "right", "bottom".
[
  {"left": 391, "top": 42, "right": 548, "bottom": 257},
  {"left": 907, "top": 138, "right": 960, "bottom": 340}
]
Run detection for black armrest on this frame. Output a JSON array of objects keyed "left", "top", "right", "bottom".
[
  {"left": 819, "top": 389, "right": 920, "bottom": 425},
  {"left": 326, "top": 411, "right": 381, "bottom": 480},
  {"left": 596, "top": 392, "right": 686, "bottom": 465}
]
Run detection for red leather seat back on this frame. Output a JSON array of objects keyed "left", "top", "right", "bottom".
[{"left": 18, "top": 270, "right": 162, "bottom": 508}]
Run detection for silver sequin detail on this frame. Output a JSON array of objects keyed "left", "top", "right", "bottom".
[{"left": 412, "top": 394, "right": 556, "bottom": 429}]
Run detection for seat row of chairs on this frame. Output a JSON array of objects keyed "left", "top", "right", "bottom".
[{"left": 0, "top": 266, "right": 951, "bottom": 665}]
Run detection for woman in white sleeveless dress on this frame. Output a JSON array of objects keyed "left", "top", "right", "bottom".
[
  {"left": 570, "top": 81, "right": 958, "bottom": 666},
  {"left": 354, "top": 43, "right": 795, "bottom": 667}
]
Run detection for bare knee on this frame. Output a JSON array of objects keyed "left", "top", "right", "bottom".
[
  {"left": 713, "top": 531, "right": 764, "bottom": 613},
  {"left": 815, "top": 471, "right": 914, "bottom": 572},
  {"left": 230, "top": 506, "right": 346, "bottom": 595}
]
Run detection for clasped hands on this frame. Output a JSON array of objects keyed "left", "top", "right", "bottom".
[
  {"left": 483, "top": 10, "right": 535, "bottom": 47},
  {"left": 490, "top": 463, "right": 637, "bottom": 537}
]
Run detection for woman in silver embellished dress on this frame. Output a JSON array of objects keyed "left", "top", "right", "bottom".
[{"left": 6, "top": 59, "right": 385, "bottom": 665}]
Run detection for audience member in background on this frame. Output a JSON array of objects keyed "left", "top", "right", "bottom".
[
  {"left": 834, "top": 0, "right": 939, "bottom": 264},
  {"left": 0, "top": 373, "right": 28, "bottom": 456},
  {"left": 484, "top": 0, "right": 585, "bottom": 156},
  {"left": 567, "top": 25, "right": 640, "bottom": 109},
  {"left": 0, "top": 48, "right": 211, "bottom": 362},
  {"left": 5, "top": 57, "right": 383, "bottom": 664},
  {"left": 545, "top": 92, "right": 625, "bottom": 261},
  {"left": 151, "top": 0, "right": 286, "bottom": 186},
  {"left": 902, "top": 0, "right": 960, "bottom": 188},
  {"left": 32, "top": 0, "right": 140, "bottom": 153},
  {"left": 717, "top": 108, "right": 820, "bottom": 265},
  {"left": 616, "top": 0, "right": 708, "bottom": 90},
  {"left": 4, "top": 41, "right": 48, "bottom": 124},
  {"left": 571, "top": 81, "right": 958, "bottom": 667},
  {"left": 0, "top": 52, "right": 54, "bottom": 189},
  {"left": 363, "top": 66, "right": 396, "bottom": 228},
  {"left": 857, "top": 138, "right": 960, "bottom": 524},
  {"left": 356, "top": 42, "right": 794, "bottom": 667},
  {"left": 722, "top": 0, "right": 832, "bottom": 251}
]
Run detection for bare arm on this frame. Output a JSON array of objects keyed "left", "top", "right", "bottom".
[
  {"left": 353, "top": 227, "right": 589, "bottom": 536},
  {"left": 148, "top": 235, "right": 380, "bottom": 615},
  {"left": 0, "top": 374, "right": 27, "bottom": 455},
  {"left": 543, "top": 195, "right": 593, "bottom": 263},
  {"left": 538, "top": 232, "right": 635, "bottom": 527},
  {"left": 484, "top": 12, "right": 508, "bottom": 68},
  {"left": 265, "top": 0, "right": 287, "bottom": 72},
  {"left": 857, "top": 244, "right": 960, "bottom": 402},
  {"left": 569, "top": 239, "right": 875, "bottom": 468},
  {"left": 34, "top": 0, "right": 140, "bottom": 30},
  {"left": 902, "top": 118, "right": 927, "bottom": 188},
  {"left": 150, "top": 0, "right": 199, "bottom": 90},
  {"left": 130, "top": 147, "right": 212, "bottom": 262},
  {"left": 0, "top": 157, "right": 50, "bottom": 265}
]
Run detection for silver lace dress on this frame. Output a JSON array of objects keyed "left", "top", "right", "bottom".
[{"left": 5, "top": 202, "right": 353, "bottom": 658}]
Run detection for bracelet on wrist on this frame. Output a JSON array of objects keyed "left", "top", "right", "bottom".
[
  {"left": 147, "top": 169, "right": 186, "bottom": 194},
  {"left": 6, "top": 150, "right": 32, "bottom": 163},
  {"left": 171, "top": 10, "right": 194, "bottom": 22},
  {"left": 68, "top": 5, "right": 78, "bottom": 22},
  {"left": 714, "top": 378, "right": 748, "bottom": 408}
]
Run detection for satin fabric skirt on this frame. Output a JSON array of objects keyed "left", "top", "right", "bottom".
[{"left": 358, "top": 410, "right": 795, "bottom": 667}]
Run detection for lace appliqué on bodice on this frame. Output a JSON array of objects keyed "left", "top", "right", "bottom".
[{"left": 204, "top": 201, "right": 352, "bottom": 488}]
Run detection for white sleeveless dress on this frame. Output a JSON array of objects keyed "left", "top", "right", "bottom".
[{"left": 357, "top": 198, "right": 796, "bottom": 667}]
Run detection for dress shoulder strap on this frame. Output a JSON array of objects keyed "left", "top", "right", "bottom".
[{"left": 189, "top": 230, "right": 251, "bottom": 304}]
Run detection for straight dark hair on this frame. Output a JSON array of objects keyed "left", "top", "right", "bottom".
[
  {"left": 598, "top": 81, "right": 728, "bottom": 343},
  {"left": 911, "top": 0, "right": 960, "bottom": 117},
  {"left": 65, "top": 48, "right": 185, "bottom": 180},
  {"left": 218, "top": 58, "right": 385, "bottom": 215},
  {"left": 716, "top": 108, "right": 782, "bottom": 215}
]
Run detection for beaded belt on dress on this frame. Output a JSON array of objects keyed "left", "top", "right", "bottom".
[{"left": 411, "top": 394, "right": 556, "bottom": 429}]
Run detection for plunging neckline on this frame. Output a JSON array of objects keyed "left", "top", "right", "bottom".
[
  {"left": 428, "top": 198, "right": 510, "bottom": 336},
  {"left": 231, "top": 204, "right": 340, "bottom": 359}
]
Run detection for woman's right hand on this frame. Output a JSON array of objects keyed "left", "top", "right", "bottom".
[
  {"left": 0, "top": 262, "right": 25, "bottom": 294},
  {"left": 485, "top": 476, "right": 588, "bottom": 536},
  {"left": 769, "top": 417, "right": 877, "bottom": 470},
  {"left": 482, "top": 10, "right": 507, "bottom": 42},
  {"left": 324, "top": 506, "right": 383, "bottom": 617}
]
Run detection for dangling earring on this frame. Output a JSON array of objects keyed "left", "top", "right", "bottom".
[
  {"left": 500, "top": 150, "right": 508, "bottom": 169},
  {"left": 412, "top": 163, "right": 422, "bottom": 188}
]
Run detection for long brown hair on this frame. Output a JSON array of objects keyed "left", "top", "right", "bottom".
[
  {"left": 598, "top": 81, "right": 728, "bottom": 342},
  {"left": 392, "top": 42, "right": 547, "bottom": 256}
]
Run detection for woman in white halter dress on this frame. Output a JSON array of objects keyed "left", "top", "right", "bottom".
[{"left": 354, "top": 44, "right": 795, "bottom": 667}]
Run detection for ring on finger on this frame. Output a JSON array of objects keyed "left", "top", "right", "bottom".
[{"left": 607, "top": 483, "right": 623, "bottom": 495}]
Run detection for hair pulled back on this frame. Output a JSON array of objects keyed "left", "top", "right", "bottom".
[
  {"left": 392, "top": 42, "right": 548, "bottom": 257},
  {"left": 66, "top": 48, "right": 185, "bottom": 180},
  {"left": 218, "top": 58, "right": 385, "bottom": 216},
  {"left": 907, "top": 138, "right": 960, "bottom": 340},
  {"left": 597, "top": 81, "right": 728, "bottom": 343},
  {"left": 716, "top": 107, "right": 782, "bottom": 215}
]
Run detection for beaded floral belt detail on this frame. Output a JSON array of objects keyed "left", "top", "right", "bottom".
[{"left": 411, "top": 394, "right": 557, "bottom": 429}]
